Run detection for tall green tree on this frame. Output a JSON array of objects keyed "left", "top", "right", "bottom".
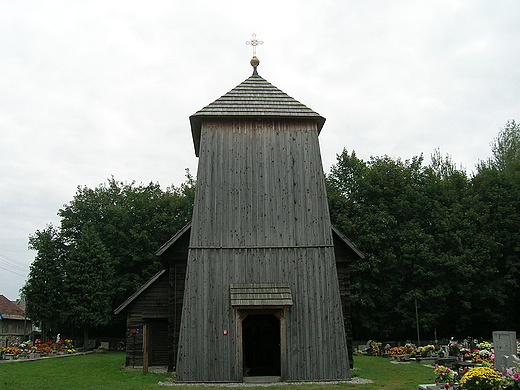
[
  {"left": 327, "top": 150, "right": 471, "bottom": 340},
  {"left": 468, "top": 120, "right": 520, "bottom": 331},
  {"left": 58, "top": 176, "right": 195, "bottom": 305},
  {"left": 488, "top": 119, "right": 520, "bottom": 171},
  {"left": 22, "top": 224, "right": 66, "bottom": 339},
  {"left": 327, "top": 120, "right": 520, "bottom": 341},
  {"left": 24, "top": 174, "right": 195, "bottom": 340},
  {"left": 65, "top": 224, "right": 113, "bottom": 348}
]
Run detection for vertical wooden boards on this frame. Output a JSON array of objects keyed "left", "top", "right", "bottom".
[
  {"left": 123, "top": 272, "right": 169, "bottom": 368},
  {"left": 168, "top": 262, "right": 186, "bottom": 371},
  {"left": 176, "top": 118, "right": 349, "bottom": 382},
  {"left": 190, "top": 119, "right": 333, "bottom": 248},
  {"left": 176, "top": 247, "right": 350, "bottom": 381}
]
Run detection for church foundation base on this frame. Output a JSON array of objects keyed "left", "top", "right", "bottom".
[{"left": 243, "top": 376, "right": 282, "bottom": 383}]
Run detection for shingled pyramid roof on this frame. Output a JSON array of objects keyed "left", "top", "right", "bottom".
[{"left": 189, "top": 60, "right": 325, "bottom": 156}]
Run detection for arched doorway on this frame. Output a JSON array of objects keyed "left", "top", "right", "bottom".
[{"left": 242, "top": 314, "right": 281, "bottom": 376}]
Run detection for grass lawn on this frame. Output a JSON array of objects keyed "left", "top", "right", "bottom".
[
  {"left": 0, "top": 352, "right": 434, "bottom": 390},
  {"left": 0, "top": 352, "right": 169, "bottom": 390}
]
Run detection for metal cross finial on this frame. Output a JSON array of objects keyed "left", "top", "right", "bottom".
[{"left": 246, "top": 33, "right": 263, "bottom": 56}]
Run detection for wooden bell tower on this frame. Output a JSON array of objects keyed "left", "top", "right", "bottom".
[{"left": 175, "top": 51, "right": 351, "bottom": 382}]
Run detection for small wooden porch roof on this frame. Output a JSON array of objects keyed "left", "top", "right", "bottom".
[{"left": 230, "top": 283, "right": 293, "bottom": 308}]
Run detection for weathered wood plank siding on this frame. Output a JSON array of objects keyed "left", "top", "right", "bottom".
[
  {"left": 157, "top": 227, "right": 190, "bottom": 371},
  {"left": 336, "top": 261, "right": 354, "bottom": 369},
  {"left": 124, "top": 272, "right": 169, "bottom": 367},
  {"left": 176, "top": 119, "right": 350, "bottom": 382},
  {"left": 190, "top": 119, "right": 332, "bottom": 248},
  {"left": 333, "top": 229, "right": 363, "bottom": 369},
  {"left": 168, "top": 262, "right": 186, "bottom": 370}
]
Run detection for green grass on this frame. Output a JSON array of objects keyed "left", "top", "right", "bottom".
[
  {"left": 350, "top": 355, "right": 434, "bottom": 390},
  {"left": 0, "top": 352, "right": 169, "bottom": 390},
  {"left": 0, "top": 352, "right": 434, "bottom": 390}
]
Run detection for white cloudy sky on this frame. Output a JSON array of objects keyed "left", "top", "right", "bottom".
[{"left": 1, "top": 0, "right": 519, "bottom": 300}]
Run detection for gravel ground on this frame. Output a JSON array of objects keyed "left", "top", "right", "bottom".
[{"left": 158, "top": 377, "right": 374, "bottom": 387}]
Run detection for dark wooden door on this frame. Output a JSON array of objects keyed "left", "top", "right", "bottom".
[{"left": 148, "top": 320, "right": 168, "bottom": 366}]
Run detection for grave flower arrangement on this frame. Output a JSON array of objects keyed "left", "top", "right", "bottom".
[
  {"left": 1, "top": 347, "right": 22, "bottom": 355},
  {"left": 35, "top": 342, "right": 64, "bottom": 353},
  {"left": 405, "top": 343, "right": 417, "bottom": 353},
  {"left": 63, "top": 339, "right": 75, "bottom": 349},
  {"left": 387, "top": 343, "right": 417, "bottom": 356},
  {"left": 35, "top": 344, "right": 53, "bottom": 353},
  {"left": 417, "top": 344, "right": 436, "bottom": 356},
  {"left": 448, "top": 340, "right": 462, "bottom": 356},
  {"left": 16, "top": 341, "right": 37, "bottom": 354},
  {"left": 387, "top": 346, "right": 407, "bottom": 355},
  {"left": 478, "top": 349, "right": 494, "bottom": 360},
  {"left": 460, "top": 346, "right": 472, "bottom": 360},
  {"left": 369, "top": 341, "right": 382, "bottom": 355},
  {"left": 459, "top": 366, "right": 502, "bottom": 390},
  {"left": 502, "top": 363, "right": 520, "bottom": 390},
  {"left": 434, "top": 364, "right": 456, "bottom": 388},
  {"left": 471, "top": 341, "right": 494, "bottom": 363}
]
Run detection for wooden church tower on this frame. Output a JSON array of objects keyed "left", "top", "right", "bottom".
[
  {"left": 115, "top": 45, "right": 363, "bottom": 381},
  {"left": 175, "top": 54, "right": 351, "bottom": 382}
]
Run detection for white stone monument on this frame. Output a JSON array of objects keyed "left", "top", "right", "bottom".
[{"left": 493, "top": 331, "right": 518, "bottom": 370}]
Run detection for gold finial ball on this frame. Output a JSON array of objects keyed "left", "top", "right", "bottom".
[{"left": 250, "top": 56, "right": 260, "bottom": 68}]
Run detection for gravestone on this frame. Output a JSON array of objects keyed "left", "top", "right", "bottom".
[
  {"left": 493, "top": 331, "right": 518, "bottom": 370},
  {"left": 87, "top": 339, "right": 96, "bottom": 350}
]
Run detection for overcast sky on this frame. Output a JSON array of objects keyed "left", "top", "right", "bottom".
[{"left": 1, "top": 1, "right": 519, "bottom": 300}]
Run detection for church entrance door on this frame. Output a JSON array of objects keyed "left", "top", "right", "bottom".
[{"left": 242, "top": 314, "right": 281, "bottom": 376}]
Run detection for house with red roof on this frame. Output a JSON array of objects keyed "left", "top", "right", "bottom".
[{"left": 0, "top": 295, "right": 33, "bottom": 346}]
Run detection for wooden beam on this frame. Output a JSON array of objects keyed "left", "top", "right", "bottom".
[{"left": 142, "top": 323, "right": 149, "bottom": 375}]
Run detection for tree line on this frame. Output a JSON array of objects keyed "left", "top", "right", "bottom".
[
  {"left": 21, "top": 174, "right": 195, "bottom": 346},
  {"left": 327, "top": 120, "right": 520, "bottom": 340},
  {"left": 22, "top": 121, "right": 519, "bottom": 343}
]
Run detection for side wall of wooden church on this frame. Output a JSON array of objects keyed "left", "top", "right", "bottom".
[
  {"left": 159, "top": 228, "right": 190, "bottom": 371},
  {"left": 334, "top": 237, "right": 357, "bottom": 369},
  {"left": 124, "top": 272, "right": 169, "bottom": 367},
  {"left": 176, "top": 119, "right": 350, "bottom": 382},
  {"left": 168, "top": 260, "right": 187, "bottom": 370}
]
